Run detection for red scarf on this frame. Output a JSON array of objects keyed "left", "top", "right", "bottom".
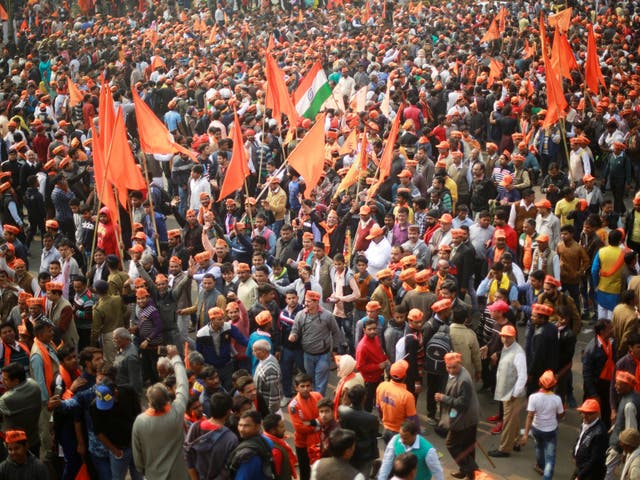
[
  {"left": 263, "top": 431, "right": 298, "bottom": 478},
  {"left": 598, "top": 336, "right": 615, "bottom": 381},
  {"left": 381, "top": 284, "right": 395, "bottom": 311},
  {"left": 634, "top": 356, "right": 640, "bottom": 394}
]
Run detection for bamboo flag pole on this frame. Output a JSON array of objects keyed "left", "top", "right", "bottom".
[{"left": 140, "top": 153, "right": 162, "bottom": 256}]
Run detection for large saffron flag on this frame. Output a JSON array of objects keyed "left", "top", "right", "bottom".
[
  {"left": 293, "top": 61, "right": 332, "bottom": 120},
  {"left": 67, "top": 79, "right": 84, "bottom": 107},
  {"left": 496, "top": 6, "right": 508, "bottom": 32},
  {"left": 481, "top": 18, "right": 500, "bottom": 43},
  {"left": 488, "top": 58, "right": 503, "bottom": 88},
  {"left": 0, "top": 4, "right": 8, "bottom": 21},
  {"left": 585, "top": 24, "right": 606, "bottom": 94},
  {"left": 265, "top": 53, "right": 298, "bottom": 126},
  {"left": 339, "top": 129, "right": 358, "bottom": 156},
  {"left": 106, "top": 108, "right": 148, "bottom": 208},
  {"left": 548, "top": 7, "right": 573, "bottom": 34},
  {"left": 287, "top": 113, "right": 326, "bottom": 199},
  {"left": 131, "top": 87, "right": 198, "bottom": 162},
  {"left": 540, "top": 13, "right": 567, "bottom": 128},
  {"left": 550, "top": 28, "right": 578, "bottom": 82},
  {"left": 218, "top": 112, "right": 250, "bottom": 202}
]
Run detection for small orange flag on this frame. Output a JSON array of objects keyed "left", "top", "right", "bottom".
[
  {"left": 218, "top": 111, "right": 250, "bottom": 202},
  {"left": 67, "top": 79, "right": 84, "bottom": 107},
  {"left": 359, "top": 128, "right": 369, "bottom": 170},
  {"left": 481, "top": 18, "right": 500, "bottom": 43},
  {"left": 288, "top": 113, "right": 327, "bottom": 199},
  {"left": 368, "top": 104, "right": 403, "bottom": 199},
  {"left": 0, "top": 4, "right": 8, "bottom": 21},
  {"left": 496, "top": 6, "right": 508, "bottom": 32},
  {"left": 265, "top": 53, "right": 298, "bottom": 126},
  {"left": 207, "top": 23, "right": 218, "bottom": 45},
  {"left": 548, "top": 7, "right": 573, "bottom": 34},
  {"left": 488, "top": 58, "right": 503, "bottom": 88},
  {"left": 585, "top": 23, "right": 606, "bottom": 94},
  {"left": 339, "top": 129, "right": 358, "bottom": 156},
  {"left": 131, "top": 87, "right": 198, "bottom": 162}
]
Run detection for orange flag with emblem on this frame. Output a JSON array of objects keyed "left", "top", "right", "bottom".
[{"left": 287, "top": 113, "right": 327, "bottom": 199}]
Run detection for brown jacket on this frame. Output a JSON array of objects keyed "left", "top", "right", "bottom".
[{"left": 557, "top": 240, "right": 590, "bottom": 285}]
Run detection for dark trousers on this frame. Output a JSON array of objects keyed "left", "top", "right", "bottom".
[
  {"left": 140, "top": 347, "right": 159, "bottom": 385},
  {"left": 364, "top": 380, "right": 381, "bottom": 412},
  {"left": 611, "top": 181, "right": 626, "bottom": 213},
  {"left": 446, "top": 424, "right": 479, "bottom": 477},
  {"left": 56, "top": 423, "right": 82, "bottom": 480},
  {"left": 594, "top": 378, "right": 612, "bottom": 430},
  {"left": 426, "top": 373, "right": 446, "bottom": 418},
  {"left": 296, "top": 446, "right": 311, "bottom": 480}
]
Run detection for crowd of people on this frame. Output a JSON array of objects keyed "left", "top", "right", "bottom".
[{"left": 0, "top": 0, "right": 639, "bottom": 479}]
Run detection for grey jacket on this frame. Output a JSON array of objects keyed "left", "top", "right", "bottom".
[
  {"left": 291, "top": 308, "right": 340, "bottom": 355},
  {"left": 438, "top": 367, "right": 479, "bottom": 432}
]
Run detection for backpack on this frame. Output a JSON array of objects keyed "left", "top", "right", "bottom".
[
  {"left": 185, "top": 423, "right": 232, "bottom": 480},
  {"left": 424, "top": 322, "right": 451, "bottom": 374},
  {"left": 227, "top": 435, "right": 275, "bottom": 480}
]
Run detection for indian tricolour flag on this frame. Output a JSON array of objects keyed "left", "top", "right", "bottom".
[{"left": 293, "top": 61, "right": 332, "bottom": 120}]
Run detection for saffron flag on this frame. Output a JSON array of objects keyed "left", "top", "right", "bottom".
[
  {"left": 107, "top": 108, "right": 148, "bottom": 208},
  {"left": 98, "top": 82, "right": 115, "bottom": 157},
  {"left": 367, "top": 105, "right": 402, "bottom": 199},
  {"left": 265, "top": 53, "right": 298, "bottom": 126},
  {"left": 287, "top": 113, "right": 327, "bottom": 199},
  {"left": 339, "top": 129, "right": 358, "bottom": 156},
  {"left": 496, "top": 6, "right": 508, "bottom": 32},
  {"left": 67, "top": 79, "right": 84, "bottom": 107},
  {"left": 488, "top": 58, "right": 503, "bottom": 88},
  {"left": 550, "top": 29, "right": 575, "bottom": 82},
  {"left": 481, "top": 18, "right": 500, "bottom": 43},
  {"left": 350, "top": 86, "right": 368, "bottom": 113},
  {"left": 548, "top": 7, "right": 573, "bottom": 34},
  {"left": 131, "top": 87, "right": 198, "bottom": 162},
  {"left": 380, "top": 78, "right": 392, "bottom": 119},
  {"left": 0, "top": 4, "right": 8, "bottom": 21},
  {"left": 540, "top": 13, "right": 567, "bottom": 128},
  {"left": 91, "top": 125, "right": 121, "bottom": 249},
  {"left": 359, "top": 128, "right": 369, "bottom": 170},
  {"left": 218, "top": 112, "right": 250, "bottom": 202},
  {"left": 585, "top": 24, "right": 606, "bottom": 94}
]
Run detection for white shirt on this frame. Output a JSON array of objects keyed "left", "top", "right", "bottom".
[
  {"left": 189, "top": 176, "right": 212, "bottom": 211},
  {"left": 365, "top": 237, "right": 391, "bottom": 276},
  {"left": 527, "top": 391, "right": 564, "bottom": 432}
]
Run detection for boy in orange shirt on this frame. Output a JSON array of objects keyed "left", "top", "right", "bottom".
[{"left": 288, "top": 373, "right": 322, "bottom": 480}]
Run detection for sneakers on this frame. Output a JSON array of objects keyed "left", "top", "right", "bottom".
[
  {"left": 491, "top": 422, "right": 503, "bottom": 434},
  {"left": 533, "top": 465, "right": 544, "bottom": 476},
  {"left": 486, "top": 414, "right": 501, "bottom": 423},
  {"left": 279, "top": 396, "right": 291, "bottom": 408}
]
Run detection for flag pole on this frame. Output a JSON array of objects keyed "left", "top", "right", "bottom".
[
  {"left": 87, "top": 186, "right": 101, "bottom": 273},
  {"left": 243, "top": 178, "right": 254, "bottom": 228},
  {"left": 140, "top": 153, "right": 162, "bottom": 256}
]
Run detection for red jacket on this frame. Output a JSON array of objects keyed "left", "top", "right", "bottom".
[{"left": 356, "top": 335, "right": 387, "bottom": 382}]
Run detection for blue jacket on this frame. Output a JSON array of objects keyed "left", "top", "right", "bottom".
[{"left": 196, "top": 322, "right": 248, "bottom": 368}]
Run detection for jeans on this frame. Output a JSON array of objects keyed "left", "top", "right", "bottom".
[
  {"left": 178, "top": 186, "right": 188, "bottom": 218},
  {"left": 90, "top": 452, "right": 112, "bottom": 480},
  {"left": 531, "top": 426, "right": 558, "bottom": 480},
  {"left": 57, "top": 423, "right": 82, "bottom": 480},
  {"left": 335, "top": 315, "right": 354, "bottom": 355},
  {"left": 303, "top": 351, "right": 330, "bottom": 396},
  {"left": 271, "top": 220, "right": 284, "bottom": 237},
  {"left": 281, "top": 347, "right": 304, "bottom": 397},
  {"left": 109, "top": 447, "right": 141, "bottom": 480}
]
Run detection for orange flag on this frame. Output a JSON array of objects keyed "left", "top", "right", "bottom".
[
  {"left": 540, "top": 13, "right": 567, "bottom": 128},
  {"left": 265, "top": 53, "right": 298, "bottom": 126},
  {"left": 585, "top": 23, "right": 606, "bottom": 94},
  {"left": 218, "top": 112, "right": 250, "bottom": 202},
  {"left": 339, "top": 129, "right": 358, "bottom": 156},
  {"left": 548, "top": 7, "right": 573, "bottom": 34},
  {"left": 496, "top": 6, "right": 508, "bottom": 32},
  {"left": 98, "top": 82, "right": 115, "bottom": 157},
  {"left": 207, "top": 23, "right": 218, "bottom": 44},
  {"left": 481, "top": 18, "right": 500, "bottom": 43},
  {"left": 267, "top": 34, "right": 275, "bottom": 53},
  {"left": 359, "top": 128, "right": 369, "bottom": 170},
  {"left": 131, "top": 87, "right": 199, "bottom": 162},
  {"left": 523, "top": 39, "right": 535, "bottom": 59},
  {"left": 550, "top": 29, "right": 577, "bottom": 82},
  {"left": 362, "top": 0, "right": 372, "bottom": 23},
  {"left": 91, "top": 125, "right": 121, "bottom": 250},
  {"left": 368, "top": 105, "right": 402, "bottom": 199},
  {"left": 488, "top": 58, "right": 503, "bottom": 87},
  {"left": 107, "top": 108, "right": 148, "bottom": 208},
  {"left": 0, "top": 4, "right": 8, "bottom": 21},
  {"left": 67, "top": 79, "right": 84, "bottom": 107},
  {"left": 287, "top": 113, "right": 327, "bottom": 199}
]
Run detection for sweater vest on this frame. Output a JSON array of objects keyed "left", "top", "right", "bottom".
[{"left": 393, "top": 435, "right": 433, "bottom": 480}]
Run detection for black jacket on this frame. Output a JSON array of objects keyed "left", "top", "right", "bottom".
[
  {"left": 582, "top": 336, "right": 617, "bottom": 399},
  {"left": 338, "top": 405, "right": 380, "bottom": 466},
  {"left": 573, "top": 419, "right": 607, "bottom": 480}
]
